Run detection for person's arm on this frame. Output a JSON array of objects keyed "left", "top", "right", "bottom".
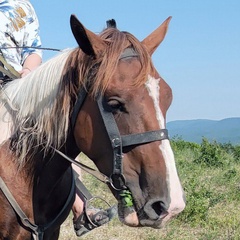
[
  {"left": 20, "top": 53, "right": 42, "bottom": 77},
  {"left": 20, "top": 1, "right": 42, "bottom": 77},
  {"left": 0, "top": 14, "right": 23, "bottom": 72}
]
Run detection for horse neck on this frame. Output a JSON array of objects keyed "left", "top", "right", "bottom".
[{"left": 32, "top": 147, "right": 73, "bottom": 225}]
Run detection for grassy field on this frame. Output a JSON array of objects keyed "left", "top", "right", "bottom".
[{"left": 59, "top": 139, "right": 240, "bottom": 240}]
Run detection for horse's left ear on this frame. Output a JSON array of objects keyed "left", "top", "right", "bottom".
[
  {"left": 70, "top": 14, "right": 107, "bottom": 57},
  {"left": 142, "top": 16, "right": 172, "bottom": 56}
]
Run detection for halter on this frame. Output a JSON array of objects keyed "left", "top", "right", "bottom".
[{"left": 70, "top": 48, "right": 169, "bottom": 191}]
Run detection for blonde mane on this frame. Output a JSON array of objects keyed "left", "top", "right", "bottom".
[{"left": 0, "top": 27, "right": 152, "bottom": 167}]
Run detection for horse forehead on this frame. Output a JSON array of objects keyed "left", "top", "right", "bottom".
[
  {"left": 146, "top": 75, "right": 172, "bottom": 107},
  {"left": 115, "top": 58, "right": 142, "bottom": 78},
  {"left": 145, "top": 75, "right": 160, "bottom": 97}
]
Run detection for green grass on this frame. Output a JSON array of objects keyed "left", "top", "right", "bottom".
[{"left": 59, "top": 140, "right": 240, "bottom": 239}]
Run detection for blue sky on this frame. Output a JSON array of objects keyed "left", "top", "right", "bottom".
[{"left": 31, "top": 0, "right": 240, "bottom": 122}]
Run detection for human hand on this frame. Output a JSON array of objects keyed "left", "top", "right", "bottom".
[{"left": 19, "top": 67, "right": 31, "bottom": 77}]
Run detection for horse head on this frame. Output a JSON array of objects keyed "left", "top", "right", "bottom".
[{"left": 69, "top": 15, "right": 185, "bottom": 228}]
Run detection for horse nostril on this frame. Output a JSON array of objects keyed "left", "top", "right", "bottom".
[
  {"left": 152, "top": 201, "right": 166, "bottom": 216},
  {"left": 144, "top": 199, "right": 169, "bottom": 220}
]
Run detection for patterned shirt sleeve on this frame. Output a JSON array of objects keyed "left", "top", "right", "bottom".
[
  {"left": 21, "top": 0, "right": 42, "bottom": 64},
  {"left": 0, "top": 0, "right": 42, "bottom": 71}
]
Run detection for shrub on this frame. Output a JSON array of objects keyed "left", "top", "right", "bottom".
[
  {"left": 177, "top": 176, "right": 212, "bottom": 226},
  {"left": 194, "top": 138, "right": 226, "bottom": 167},
  {"left": 171, "top": 135, "right": 200, "bottom": 152},
  {"left": 233, "top": 145, "right": 240, "bottom": 161}
]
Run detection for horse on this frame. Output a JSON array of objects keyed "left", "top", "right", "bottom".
[{"left": 0, "top": 15, "right": 185, "bottom": 240}]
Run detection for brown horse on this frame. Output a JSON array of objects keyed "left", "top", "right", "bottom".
[{"left": 0, "top": 15, "right": 185, "bottom": 239}]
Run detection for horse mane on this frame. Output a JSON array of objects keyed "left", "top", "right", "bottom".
[
  {"left": 106, "top": 19, "right": 117, "bottom": 28},
  {"left": 0, "top": 26, "right": 152, "bottom": 168}
]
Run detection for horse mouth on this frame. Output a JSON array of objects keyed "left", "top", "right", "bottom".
[
  {"left": 117, "top": 200, "right": 169, "bottom": 228},
  {"left": 117, "top": 201, "right": 139, "bottom": 227}
]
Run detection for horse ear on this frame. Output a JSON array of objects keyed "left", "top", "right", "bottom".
[
  {"left": 142, "top": 16, "right": 172, "bottom": 56},
  {"left": 70, "top": 14, "right": 106, "bottom": 57}
]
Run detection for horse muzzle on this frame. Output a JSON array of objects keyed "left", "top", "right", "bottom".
[{"left": 117, "top": 197, "right": 185, "bottom": 228}]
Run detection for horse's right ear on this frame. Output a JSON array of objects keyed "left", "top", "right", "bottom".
[
  {"left": 70, "top": 15, "right": 107, "bottom": 57},
  {"left": 142, "top": 16, "right": 172, "bottom": 56}
]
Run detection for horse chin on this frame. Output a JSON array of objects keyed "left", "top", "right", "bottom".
[
  {"left": 117, "top": 202, "right": 139, "bottom": 227},
  {"left": 139, "top": 217, "right": 168, "bottom": 229},
  {"left": 117, "top": 200, "right": 172, "bottom": 229}
]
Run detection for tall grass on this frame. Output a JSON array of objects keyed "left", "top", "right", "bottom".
[{"left": 59, "top": 139, "right": 240, "bottom": 239}]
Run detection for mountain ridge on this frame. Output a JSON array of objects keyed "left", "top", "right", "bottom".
[{"left": 167, "top": 117, "right": 240, "bottom": 145}]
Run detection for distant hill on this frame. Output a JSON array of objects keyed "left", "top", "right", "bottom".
[{"left": 167, "top": 117, "right": 240, "bottom": 145}]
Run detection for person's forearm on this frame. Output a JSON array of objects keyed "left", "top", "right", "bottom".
[
  {"left": 22, "top": 53, "right": 42, "bottom": 71},
  {"left": 20, "top": 53, "right": 42, "bottom": 77}
]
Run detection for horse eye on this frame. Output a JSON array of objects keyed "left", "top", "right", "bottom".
[{"left": 107, "top": 99, "right": 125, "bottom": 112}]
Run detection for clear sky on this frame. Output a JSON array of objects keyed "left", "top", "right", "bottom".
[{"left": 31, "top": 0, "right": 240, "bottom": 122}]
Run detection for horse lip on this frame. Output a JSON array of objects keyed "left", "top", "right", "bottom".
[
  {"left": 117, "top": 199, "right": 170, "bottom": 228},
  {"left": 136, "top": 206, "right": 170, "bottom": 228},
  {"left": 139, "top": 216, "right": 167, "bottom": 228},
  {"left": 157, "top": 211, "right": 168, "bottom": 221},
  {"left": 117, "top": 201, "right": 139, "bottom": 226}
]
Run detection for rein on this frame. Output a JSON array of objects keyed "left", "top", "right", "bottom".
[
  {"left": 0, "top": 46, "right": 61, "bottom": 52},
  {"left": 0, "top": 47, "right": 61, "bottom": 80},
  {"left": 0, "top": 174, "right": 75, "bottom": 240}
]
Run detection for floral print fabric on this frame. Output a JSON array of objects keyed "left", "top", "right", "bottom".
[{"left": 0, "top": 0, "right": 42, "bottom": 71}]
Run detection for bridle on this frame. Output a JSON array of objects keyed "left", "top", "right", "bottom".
[{"left": 70, "top": 48, "right": 169, "bottom": 191}]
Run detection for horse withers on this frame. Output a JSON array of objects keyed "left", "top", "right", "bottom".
[{"left": 0, "top": 15, "right": 185, "bottom": 239}]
